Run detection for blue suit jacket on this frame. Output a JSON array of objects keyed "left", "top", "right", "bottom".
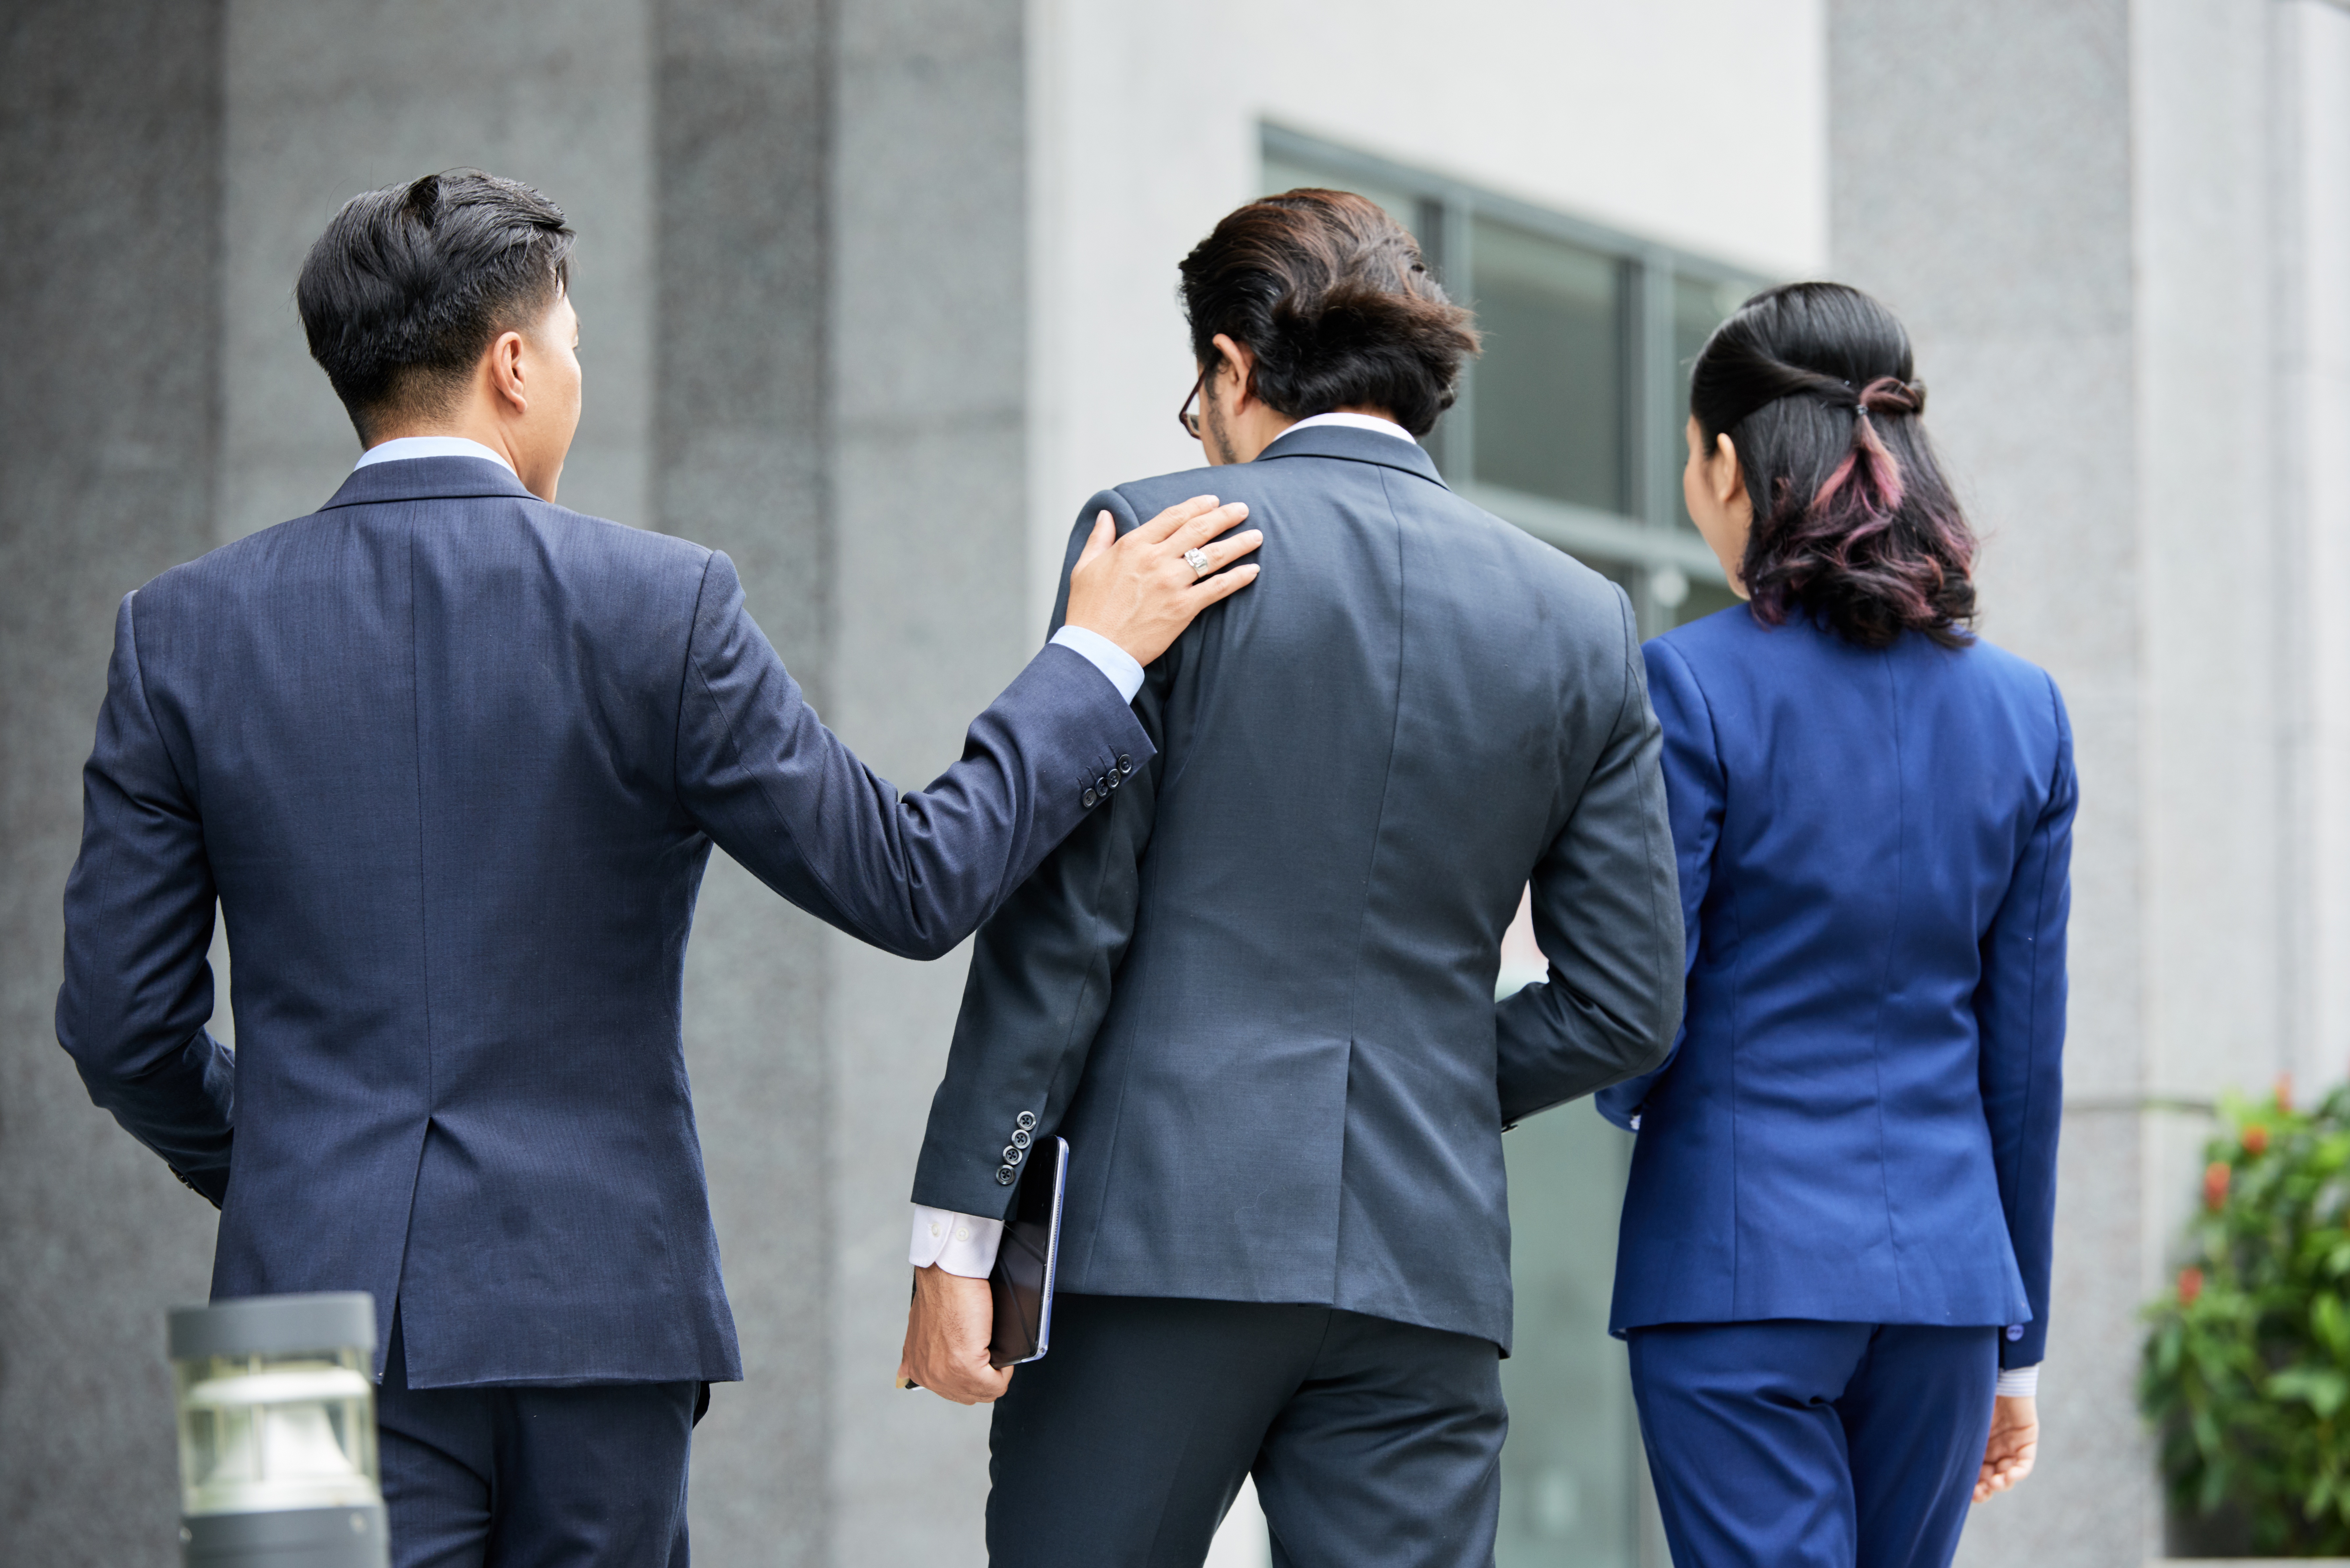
[
  {"left": 912, "top": 425, "right": 1685, "bottom": 1351},
  {"left": 1598, "top": 609, "right": 2073, "bottom": 1368},
  {"left": 55, "top": 456, "right": 1149, "bottom": 1387}
]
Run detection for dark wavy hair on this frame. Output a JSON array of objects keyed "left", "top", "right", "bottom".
[
  {"left": 1691, "top": 282, "right": 1976, "bottom": 649},
  {"left": 1177, "top": 189, "right": 1479, "bottom": 436},
  {"left": 297, "top": 169, "right": 575, "bottom": 443}
]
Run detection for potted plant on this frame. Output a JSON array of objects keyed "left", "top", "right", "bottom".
[{"left": 2142, "top": 1078, "right": 2350, "bottom": 1555}]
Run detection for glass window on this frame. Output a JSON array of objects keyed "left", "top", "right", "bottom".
[
  {"left": 1470, "top": 221, "right": 1627, "bottom": 515},
  {"left": 1500, "top": 1113, "right": 1642, "bottom": 1567}
]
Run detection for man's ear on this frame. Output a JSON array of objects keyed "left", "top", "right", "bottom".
[
  {"left": 485, "top": 329, "right": 529, "bottom": 418},
  {"left": 1210, "top": 332, "right": 1257, "bottom": 412}
]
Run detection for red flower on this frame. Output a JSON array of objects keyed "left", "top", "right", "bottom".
[
  {"left": 2243, "top": 1125, "right": 2269, "bottom": 1156},
  {"left": 2204, "top": 1161, "right": 2232, "bottom": 1211},
  {"left": 2179, "top": 1266, "right": 2204, "bottom": 1307}
]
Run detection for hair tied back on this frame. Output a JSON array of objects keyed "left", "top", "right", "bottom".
[
  {"left": 1856, "top": 376, "right": 1925, "bottom": 419},
  {"left": 1688, "top": 281, "right": 1976, "bottom": 650}
]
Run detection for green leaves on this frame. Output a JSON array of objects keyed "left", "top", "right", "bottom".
[{"left": 2141, "top": 1081, "right": 2350, "bottom": 1554}]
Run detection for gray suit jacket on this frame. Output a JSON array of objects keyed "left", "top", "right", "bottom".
[{"left": 910, "top": 424, "right": 1682, "bottom": 1350}]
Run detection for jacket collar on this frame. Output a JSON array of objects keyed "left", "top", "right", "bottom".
[
  {"left": 1252, "top": 422, "right": 1447, "bottom": 488},
  {"left": 317, "top": 455, "right": 542, "bottom": 511}
]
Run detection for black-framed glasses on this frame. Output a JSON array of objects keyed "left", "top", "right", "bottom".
[{"left": 1178, "top": 371, "right": 1205, "bottom": 440}]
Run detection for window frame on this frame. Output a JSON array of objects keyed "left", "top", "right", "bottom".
[{"left": 1261, "top": 123, "right": 1770, "bottom": 635}]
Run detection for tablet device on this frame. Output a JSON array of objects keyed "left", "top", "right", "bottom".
[{"left": 988, "top": 1136, "right": 1070, "bottom": 1367}]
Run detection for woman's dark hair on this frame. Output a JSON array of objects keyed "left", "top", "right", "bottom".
[
  {"left": 1178, "top": 190, "right": 1479, "bottom": 437},
  {"left": 296, "top": 169, "right": 575, "bottom": 443},
  {"left": 1690, "top": 281, "right": 1976, "bottom": 649}
]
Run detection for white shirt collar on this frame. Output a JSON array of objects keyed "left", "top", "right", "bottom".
[
  {"left": 1283, "top": 411, "right": 1418, "bottom": 445},
  {"left": 352, "top": 435, "right": 517, "bottom": 475}
]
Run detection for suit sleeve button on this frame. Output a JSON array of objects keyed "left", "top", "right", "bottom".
[
  {"left": 995, "top": 1165, "right": 1017, "bottom": 1185},
  {"left": 1117, "top": 754, "right": 1132, "bottom": 773},
  {"left": 1082, "top": 787, "right": 1097, "bottom": 807},
  {"left": 1002, "top": 1145, "right": 1025, "bottom": 1165},
  {"left": 1016, "top": 1111, "right": 1038, "bottom": 1130},
  {"left": 1010, "top": 1128, "right": 1031, "bottom": 1149}
]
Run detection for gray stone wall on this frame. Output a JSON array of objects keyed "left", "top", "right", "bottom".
[
  {"left": 653, "top": 1, "right": 834, "bottom": 1560},
  {"left": 1830, "top": 2, "right": 2151, "bottom": 1562},
  {"left": 0, "top": 3, "right": 228, "bottom": 1562},
  {"left": 1834, "top": 1, "right": 2350, "bottom": 1561},
  {"left": 823, "top": 3, "right": 1031, "bottom": 1558},
  {"left": 0, "top": 0, "right": 1028, "bottom": 1560}
]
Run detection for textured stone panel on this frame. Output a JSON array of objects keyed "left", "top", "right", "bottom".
[
  {"left": 826, "top": 2, "right": 1029, "bottom": 1561},
  {"left": 0, "top": 3, "right": 228, "bottom": 1562},
  {"left": 654, "top": 2, "right": 833, "bottom": 1562}
]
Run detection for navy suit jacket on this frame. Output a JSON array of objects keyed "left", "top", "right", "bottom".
[
  {"left": 55, "top": 455, "right": 1150, "bottom": 1387},
  {"left": 911, "top": 425, "right": 1685, "bottom": 1352},
  {"left": 1597, "top": 609, "right": 2073, "bottom": 1367}
]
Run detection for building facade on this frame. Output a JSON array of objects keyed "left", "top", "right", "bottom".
[{"left": 3, "top": 2, "right": 2346, "bottom": 1564}]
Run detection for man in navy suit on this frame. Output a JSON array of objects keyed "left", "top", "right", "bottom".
[
  {"left": 54, "top": 169, "right": 1260, "bottom": 1565},
  {"left": 895, "top": 190, "right": 1684, "bottom": 1565}
]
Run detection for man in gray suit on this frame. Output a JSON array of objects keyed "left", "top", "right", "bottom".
[{"left": 897, "top": 189, "right": 1684, "bottom": 1566}]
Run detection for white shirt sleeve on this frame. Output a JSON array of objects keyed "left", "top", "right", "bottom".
[
  {"left": 1995, "top": 1363, "right": 2040, "bottom": 1398},
  {"left": 909, "top": 1203, "right": 1004, "bottom": 1277},
  {"left": 1049, "top": 625, "right": 1144, "bottom": 703},
  {"left": 903, "top": 635, "right": 1124, "bottom": 1285}
]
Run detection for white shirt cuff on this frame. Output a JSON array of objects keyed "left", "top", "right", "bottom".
[
  {"left": 1049, "top": 625, "right": 1144, "bottom": 703},
  {"left": 1995, "top": 1363, "right": 2040, "bottom": 1398},
  {"left": 909, "top": 1203, "right": 1004, "bottom": 1277}
]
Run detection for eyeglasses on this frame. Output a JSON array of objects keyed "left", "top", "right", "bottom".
[{"left": 1178, "top": 371, "right": 1205, "bottom": 440}]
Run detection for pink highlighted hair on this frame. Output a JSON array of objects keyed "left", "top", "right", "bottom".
[{"left": 1690, "top": 283, "right": 1977, "bottom": 650}]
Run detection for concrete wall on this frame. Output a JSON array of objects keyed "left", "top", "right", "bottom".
[
  {"left": 1835, "top": 1, "right": 2350, "bottom": 1561},
  {"left": 654, "top": 2, "right": 834, "bottom": 1561},
  {"left": 823, "top": 0, "right": 1032, "bottom": 1561},
  {"left": 0, "top": 4, "right": 228, "bottom": 1561},
  {"left": 0, "top": 0, "right": 1030, "bottom": 1559},
  {"left": 1829, "top": 5, "right": 2147, "bottom": 1557}
]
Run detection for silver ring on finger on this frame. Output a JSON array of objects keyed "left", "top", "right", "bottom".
[{"left": 1184, "top": 546, "right": 1212, "bottom": 580}]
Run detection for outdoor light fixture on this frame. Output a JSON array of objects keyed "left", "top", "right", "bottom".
[{"left": 168, "top": 1292, "right": 388, "bottom": 1568}]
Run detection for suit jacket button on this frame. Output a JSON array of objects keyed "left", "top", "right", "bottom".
[
  {"left": 1010, "top": 1128, "right": 1032, "bottom": 1149},
  {"left": 1004, "top": 1145, "right": 1027, "bottom": 1164},
  {"left": 1097, "top": 774, "right": 1110, "bottom": 794},
  {"left": 2005, "top": 1324, "right": 2024, "bottom": 1341},
  {"left": 1016, "top": 1111, "right": 1037, "bottom": 1130},
  {"left": 995, "top": 1165, "right": 1017, "bottom": 1185},
  {"left": 1117, "top": 754, "right": 1132, "bottom": 774},
  {"left": 1082, "top": 787, "right": 1097, "bottom": 807},
  {"left": 1105, "top": 771, "right": 1120, "bottom": 790}
]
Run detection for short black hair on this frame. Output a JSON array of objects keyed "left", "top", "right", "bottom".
[
  {"left": 1178, "top": 189, "right": 1479, "bottom": 437},
  {"left": 295, "top": 169, "right": 575, "bottom": 443}
]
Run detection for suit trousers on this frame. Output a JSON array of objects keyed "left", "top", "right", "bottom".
[
  {"left": 987, "top": 1293, "right": 1506, "bottom": 1568},
  {"left": 1627, "top": 1321, "right": 1999, "bottom": 1568},
  {"left": 375, "top": 1315, "right": 699, "bottom": 1568}
]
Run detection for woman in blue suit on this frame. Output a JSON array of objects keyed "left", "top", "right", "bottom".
[{"left": 1598, "top": 282, "right": 2073, "bottom": 1567}]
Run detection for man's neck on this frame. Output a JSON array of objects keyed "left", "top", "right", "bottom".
[
  {"left": 352, "top": 434, "right": 517, "bottom": 476},
  {"left": 365, "top": 415, "right": 517, "bottom": 468}
]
